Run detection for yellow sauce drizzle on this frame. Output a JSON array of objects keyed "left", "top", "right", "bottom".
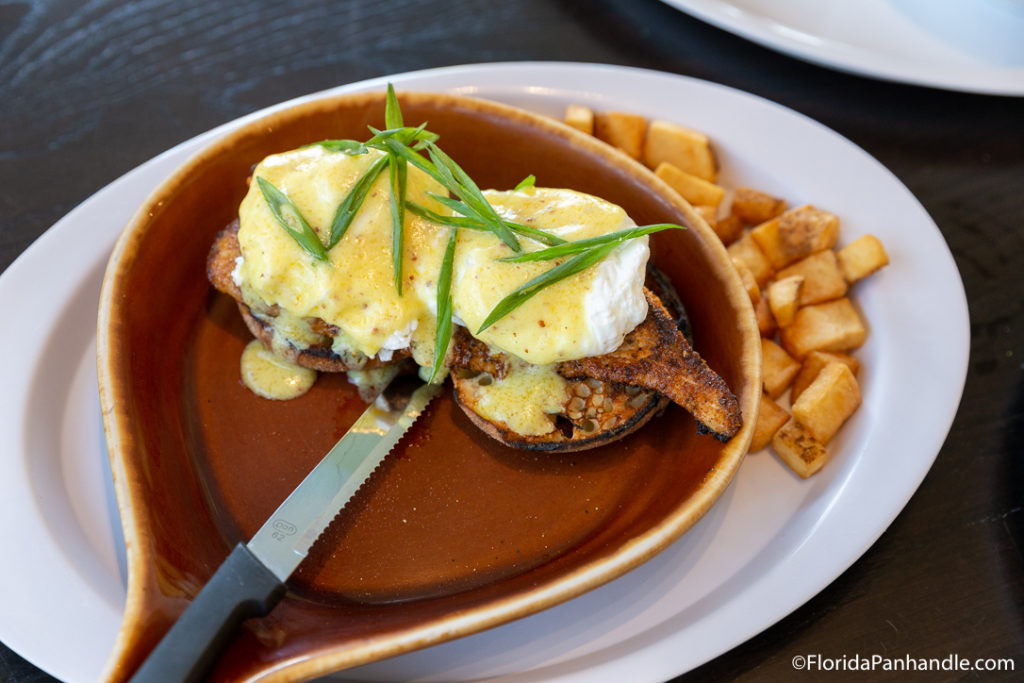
[
  {"left": 240, "top": 340, "right": 317, "bottom": 400},
  {"left": 469, "top": 360, "right": 568, "bottom": 436}
]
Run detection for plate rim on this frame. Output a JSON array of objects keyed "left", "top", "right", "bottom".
[
  {"left": 657, "top": 0, "right": 1024, "bottom": 96},
  {"left": 0, "top": 61, "right": 969, "bottom": 683}
]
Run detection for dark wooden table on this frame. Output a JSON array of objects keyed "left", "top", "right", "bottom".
[{"left": 3, "top": 1, "right": 1022, "bottom": 681}]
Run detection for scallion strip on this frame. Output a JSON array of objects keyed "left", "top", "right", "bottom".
[
  {"left": 365, "top": 123, "right": 438, "bottom": 149},
  {"left": 498, "top": 224, "right": 682, "bottom": 263},
  {"left": 477, "top": 240, "right": 621, "bottom": 333},
  {"left": 256, "top": 177, "right": 328, "bottom": 261},
  {"left": 429, "top": 226, "right": 459, "bottom": 383},
  {"left": 425, "top": 141, "right": 521, "bottom": 252},
  {"left": 308, "top": 139, "right": 368, "bottom": 155},
  {"left": 388, "top": 150, "right": 408, "bottom": 295},
  {"left": 384, "top": 83, "right": 403, "bottom": 129},
  {"left": 407, "top": 200, "right": 564, "bottom": 245},
  {"left": 423, "top": 193, "right": 567, "bottom": 246},
  {"left": 327, "top": 155, "right": 389, "bottom": 249},
  {"left": 514, "top": 174, "right": 536, "bottom": 190}
]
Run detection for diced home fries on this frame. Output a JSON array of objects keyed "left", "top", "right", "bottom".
[
  {"left": 750, "top": 393, "right": 790, "bottom": 452},
  {"left": 751, "top": 205, "right": 840, "bottom": 270},
  {"left": 771, "top": 420, "right": 829, "bottom": 478},
  {"left": 593, "top": 111, "right": 646, "bottom": 160},
  {"left": 791, "top": 351, "right": 860, "bottom": 403},
  {"left": 731, "top": 187, "right": 786, "bottom": 225},
  {"left": 777, "top": 250, "right": 847, "bottom": 306},
  {"left": 791, "top": 362, "right": 862, "bottom": 444},
  {"left": 728, "top": 232, "right": 775, "bottom": 285},
  {"left": 762, "top": 339, "right": 801, "bottom": 400},
  {"left": 838, "top": 234, "right": 890, "bottom": 282},
  {"left": 563, "top": 104, "right": 595, "bottom": 135},
  {"left": 643, "top": 119, "right": 717, "bottom": 182},
  {"left": 654, "top": 162, "right": 725, "bottom": 209},
  {"left": 563, "top": 103, "right": 889, "bottom": 478},
  {"left": 779, "top": 297, "right": 868, "bottom": 359},
  {"left": 766, "top": 274, "right": 803, "bottom": 327}
]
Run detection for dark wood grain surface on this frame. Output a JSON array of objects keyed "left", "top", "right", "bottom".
[{"left": 2, "top": 1, "right": 1022, "bottom": 681}]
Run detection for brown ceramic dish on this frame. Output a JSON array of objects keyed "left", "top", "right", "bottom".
[{"left": 97, "top": 90, "right": 761, "bottom": 682}]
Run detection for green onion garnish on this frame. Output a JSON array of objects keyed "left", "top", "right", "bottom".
[
  {"left": 429, "top": 225, "right": 459, "bottom": 383},
  {"left": 256, "top": 176, "right": 328, "bottom": 261},
  {"left": 406, "top": 200, "right": 566, "bottom": 246},
  {"left": 514, "top": 174, "right": 536, "bottom": 190},
  {"left": 384, "top": 86, "right": 409, "bottom": 294},
  {"left": 384, "top": 83, "right": 403, "bottom": 129},
  {"left": 477, "top": 224, "right": 684, "bottom": 330},
  {"left": 476, "top": 240, "right": 622, "bottom": 334},
  {"left": 371, "top": 136, "right": 524, "bottom": 253},
  {"left": 327, "top": 155, "right": 389, "bottom": 249},
  {"left": 365, "top": 122, "right": 438, "bottom": 149},
  {"left": 426, "top": 193, "right": 568, "bottom": 247},
  {"left": 388, "top": 149, "right": 407, "bottom": 294},
  {"left": 498, "top": 224, "right": 682, "bottom": 263},
  {"left": 424, "top": 141, "right": 521, "bottom": 252},
  {"left": 309, "top": 139, "right": 368, "bottom": 155}
]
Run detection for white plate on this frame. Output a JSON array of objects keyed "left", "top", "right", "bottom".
[
  {"left": 659, "top": 0, "right": 1024, "bottom": 96},
  {"left": 0, "top": 62, "right": 968, "bottom": 682}
]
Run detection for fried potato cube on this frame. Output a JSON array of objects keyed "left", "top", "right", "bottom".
[
  {"left": 727, "top": 231, "right": 774, "bottom": 285},
  {"left": 642, "top": 119, "right": 717, "bottom": 182},
  {"left": 655, "top": 162, "right": 725, "bottom": 208},
  {"left": 564, "top": 104, "right": 595, "bottom": 135},
  {"left": 762, "top": 338, "right": 801, "bottom": 399},
  {"left": 838, "top": 234, "right": 889, "bottom": 283},
  {"left": 750, "top": 393, "right": 791, "bottom": 452},
  {"left": 594, "top": 111, "right": 646, "bottom": 160},
  {"left": 766, "top": 274, "right": 804, "bottom": 328},
  {"left": 772, "top": 419, "right": 828, "bottom": 478},
  {"left": 691, "top": 203, "right": 719, "bottom": 227},
  {"left": 751, "top": 205, "right": 839, "bottom": 269},
  {"left": 712, "top": 213, "right": 744, "bottom": 245},
  {"left": 791, "top": 362, "right": 861, "bottom": 443},
  {"left": 777, "top": 249, "right": 848, "bottom": 305},
  {"left": 755, "top": 295, "right": 777, "bottom": 338},
  {"left": 730, "top": 187, "right": 787, "bottom": 225},
  {"left": 732, "top": 259, "right": 760, "bottom": 304},
  {"left": 791, "top": 350, "right": 860, "bottom": 402},
  {"left": 779, "top": 297, "right": 867, "bottom": 359}
]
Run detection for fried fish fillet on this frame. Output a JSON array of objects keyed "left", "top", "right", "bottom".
[{"left": 557, "top": 290, "right": 741, "bottom": 440}]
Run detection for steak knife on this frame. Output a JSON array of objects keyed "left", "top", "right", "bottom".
[{"left": 129, "top": 378, "right": 442, "bottom": 683}]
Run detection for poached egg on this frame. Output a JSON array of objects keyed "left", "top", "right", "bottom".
[{"left": 233, "top": 144, "right": 650, "bottom": 372}]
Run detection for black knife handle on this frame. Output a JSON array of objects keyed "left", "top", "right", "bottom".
[{"left": 129, "top": 543, "right": 286, "bottom": 683}]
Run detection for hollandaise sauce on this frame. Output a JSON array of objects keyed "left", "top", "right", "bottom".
[
  {"left": 464, "top": 360, "right": 569, "bottom": 436},
  {"left": 457, "top": 189, "right": 649, "bottom": 365},
  {"left": 240, "top": 339, "right": 317, "bottom": 400},
  {"left": 235, "top": 145, "right": 449, "bottom": 367},
  {"left": 231, "top": 143, "right": 651, "bottom": 403}
]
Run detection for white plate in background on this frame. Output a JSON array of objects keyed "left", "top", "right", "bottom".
[
  {"left": 660, "top": 0, "right": 1024, "bottom": 95},
  {"left": 0, "top": 62, "right": 968, "bottom": 682}
]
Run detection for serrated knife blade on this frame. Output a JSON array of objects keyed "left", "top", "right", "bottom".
[
  {"left": 248, "top": 378, "right": 441, "bottom": 581},
  {"left": 129, "top": 378, "right": 441, "bottom": 683}
]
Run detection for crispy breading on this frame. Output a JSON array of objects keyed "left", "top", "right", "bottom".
[
  {"left": 206, "top": 220, "right": 243, "bottom": 300},
  {"left": 449, "top": 327, "right": 509, "bottom": 380},
  {"left": 557, "top": 290, "right": 741, "bottom": 440},
  {"left": 236, "top": 304, "right": 400, "bottom": 372}
]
